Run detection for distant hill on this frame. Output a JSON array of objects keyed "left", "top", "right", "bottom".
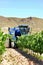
[{"left": 0, "top": 16, "right": 43, "bottom": 33}]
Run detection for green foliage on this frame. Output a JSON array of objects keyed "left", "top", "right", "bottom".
[
  {"left": 17, "top": 31, "right": 43, "bottom": 54},
  {"left": 0, "top": 29, "right": 8, "bottom": 55}
]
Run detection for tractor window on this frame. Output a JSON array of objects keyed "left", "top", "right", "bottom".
[{"left": 18, "top": 25, "right": 29, "bottom": 35}]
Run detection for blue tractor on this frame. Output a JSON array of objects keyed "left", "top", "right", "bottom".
[{"left": 8, "top": 25, "right": 30, "bottom": 48}]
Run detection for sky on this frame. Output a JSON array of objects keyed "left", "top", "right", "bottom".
[{"left": 0, "top": 0, "right": 43, "bottom": 18}]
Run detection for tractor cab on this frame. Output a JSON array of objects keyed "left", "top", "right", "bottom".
[{"left": 18, "top": 24, "right": 30, "bottom": 35}]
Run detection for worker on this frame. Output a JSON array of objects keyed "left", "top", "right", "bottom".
[{"left": 8, "top": 27, "right": 21, "bottom": 48}]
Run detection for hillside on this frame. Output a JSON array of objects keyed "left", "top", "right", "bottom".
[{"left": 0, "top": 16, "right": 43, "bottom": 33}]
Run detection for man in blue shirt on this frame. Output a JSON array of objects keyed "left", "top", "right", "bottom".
[{"left": 8, "top": 27, "right": 21, "bottom": 48}]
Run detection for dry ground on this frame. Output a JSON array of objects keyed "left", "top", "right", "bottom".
[{"left": 0, "top": 48, "right": 40, "bottom": 65}]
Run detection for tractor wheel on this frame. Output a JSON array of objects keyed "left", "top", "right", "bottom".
[
  {"left": 9, "top": 39, "right": 12, "bottom": 48},
  {"left": 13, "top": 42, "right": 18, "bottom": 48}
]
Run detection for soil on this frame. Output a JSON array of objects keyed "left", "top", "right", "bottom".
[{"left": 0, "top": 48, "right": 43, "bottom": 65}]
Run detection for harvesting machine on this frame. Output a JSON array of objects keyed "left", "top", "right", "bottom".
[{"left": 8, "top": 24, "right": 30, "bottom": 48}]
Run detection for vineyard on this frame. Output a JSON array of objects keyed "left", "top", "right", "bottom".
[
  {"left": 16, "top": 31, "right": 43, "bottom": 60},
  {"left": 0, "top": 29, "right": 43, "bottom": 64}
]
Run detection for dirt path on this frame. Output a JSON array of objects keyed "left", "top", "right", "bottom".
[{"left": 0, "top": 48, "right": 43, "bottom": 65}]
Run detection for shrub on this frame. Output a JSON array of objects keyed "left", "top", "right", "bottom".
[
  {"left": 16, "top": 31, "right": 43, "bottom": 55},
  {"left": 0, "top": 29, "right": 8, "bottom": 62}
]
